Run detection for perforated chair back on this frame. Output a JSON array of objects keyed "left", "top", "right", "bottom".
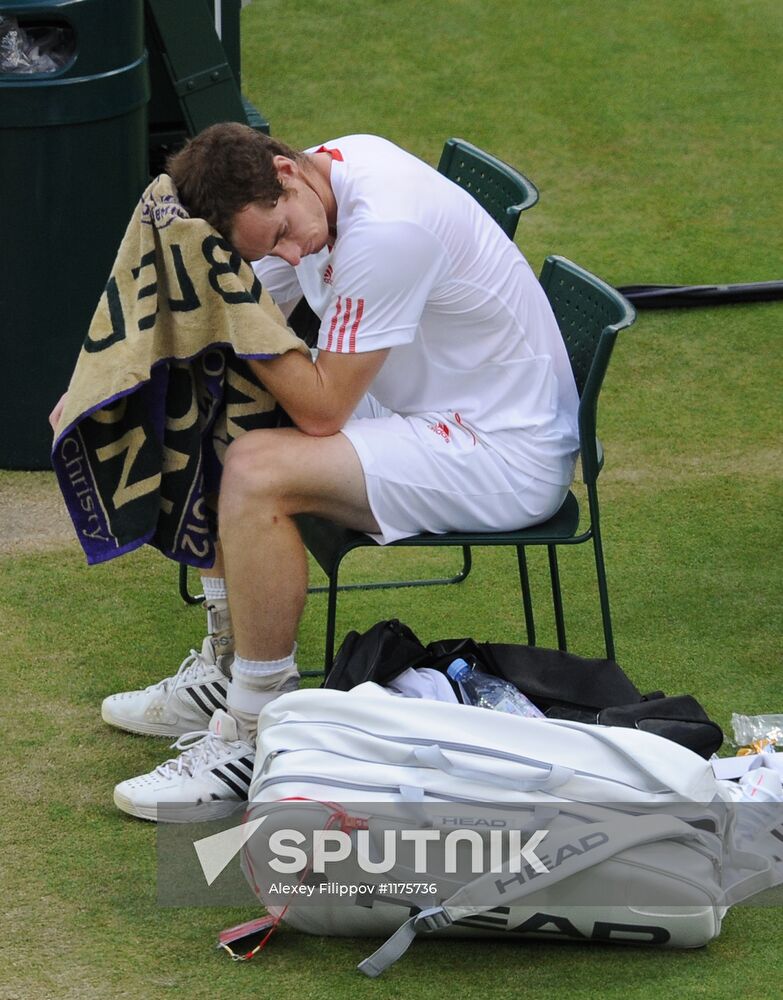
[
  {"left": 437, "top": 138, "right": 539, "bottom": 238},
  {"left": 539, "top": 256, "right": 635, "bottom": 486}
]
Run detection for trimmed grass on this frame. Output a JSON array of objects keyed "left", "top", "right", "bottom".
[{"left": 3, "top": 0, "right": 781, "bottom": 996}]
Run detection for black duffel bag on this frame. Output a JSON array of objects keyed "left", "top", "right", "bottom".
[{"left": 324, "top": 619, "right": 723, "bottom": 759}]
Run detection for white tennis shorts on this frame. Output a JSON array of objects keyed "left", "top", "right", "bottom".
[{"left": 340, "top": 396, "right": 570, "bottom": 545}]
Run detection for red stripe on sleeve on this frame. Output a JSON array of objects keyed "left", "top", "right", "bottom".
[
  {"left": 315, "top": 145, "right": 344, "bottom": 161},
  {"left": 336, "top": 297, "right": 353, "bottom": 352},
  {"left": 348, "top": 298, "right": 364, "bottom": 353},
  {"left": 326, "top": 296, "right": 342, "bottom": 351}
]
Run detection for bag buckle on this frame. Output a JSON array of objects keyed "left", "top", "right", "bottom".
[{"left": 414, "top": 906, "right": 452, "bottom": 933}]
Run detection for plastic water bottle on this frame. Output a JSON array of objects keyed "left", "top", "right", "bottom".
[{"left": 446, "top": 658, "right": 546, "bottom": 719}]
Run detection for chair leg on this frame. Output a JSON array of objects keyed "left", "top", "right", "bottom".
[
  {"left": 323, "top": 562, "right": 341, "bottom": 677},
  {"left": 305, "top": 547, "right": 473, "bottom": 679},
  {"left": 300, "top": 562, "right": 339, "bottom": 679},
  {"left": 591, "top": 527, "right": 615, "bottom": 662},
  {"left": 516, "top": 546, "right": 536, "bottom": 646},
  {"left": 178, "top": 564, "right": 204, "bottom": 605},
  {"left": 457, "top": 545, "right": 472, "bottom": 584},
  {"left": 547, "top": 545, "right": 567, "bottom": 651}
]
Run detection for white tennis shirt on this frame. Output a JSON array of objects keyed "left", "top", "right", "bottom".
[{"left": 253, "top": 134, "right": 579, "bottom": 486}]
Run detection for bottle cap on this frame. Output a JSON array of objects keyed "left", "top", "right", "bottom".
[{"left": 446, "top": 658, "right": 470, "bottom": 681}]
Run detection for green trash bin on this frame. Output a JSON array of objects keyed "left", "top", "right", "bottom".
[{"left": 0, "top": 0, "right": 150, "bottom": 470}]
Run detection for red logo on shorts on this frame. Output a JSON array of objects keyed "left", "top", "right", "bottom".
[
  {"left": 429, "top": 421, "right": 451, "bottom": 442},
  {"left": 323, "top": 264, "right": 334, "bottom": 285}
]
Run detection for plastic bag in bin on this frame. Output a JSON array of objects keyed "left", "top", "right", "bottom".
[{"left": 0, "top": 15, "right": 75, "bottom": 74}]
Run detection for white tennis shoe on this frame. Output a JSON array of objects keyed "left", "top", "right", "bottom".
[
  {"left": 113, "top": 710, "right": 255, "bottom": 822},
  {"left": 101, "top": 637, "right": 231, "bottom": 737}
]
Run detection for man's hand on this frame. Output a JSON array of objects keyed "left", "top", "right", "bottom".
[{"left": 49, "top": 392, "right": 68, "bottom": 436}]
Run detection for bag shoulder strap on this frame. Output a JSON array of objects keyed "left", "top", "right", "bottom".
[{"left": 358, "top": 814, "right": 706, "bottom": 977}]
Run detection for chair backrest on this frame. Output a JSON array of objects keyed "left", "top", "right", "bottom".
[
  {"left": 539, "top": 255, "right": 636, "bottom": 485},
  {"left": 437, "top": 138, "right": 539, "bottom": 239}
]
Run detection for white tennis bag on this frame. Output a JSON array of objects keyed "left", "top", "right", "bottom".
[{"left": 243, "top": 683, "right": 777, "bottom": 976}]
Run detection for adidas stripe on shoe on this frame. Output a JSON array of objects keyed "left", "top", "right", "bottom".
[
  {"left": 113, "top": 710, "right": 254, "bottom": 822},
  {"left": 101, "top": 637, "right": 231, "bottom": 737}
]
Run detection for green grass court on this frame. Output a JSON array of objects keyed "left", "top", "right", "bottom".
[{"left": 2, "top": 1, "right": 781, "bottom": 996}]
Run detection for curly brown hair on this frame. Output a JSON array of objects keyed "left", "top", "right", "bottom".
[{"left": 166, "top": 123, "right": 305, "bottom": 238}]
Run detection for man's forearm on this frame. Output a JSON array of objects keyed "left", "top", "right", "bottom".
[
  {"left": 248, "top": 352, "right": 341, "bottom": 437},
  {"left": 247, "top": 347, "right": 388, "bottom": 437}
]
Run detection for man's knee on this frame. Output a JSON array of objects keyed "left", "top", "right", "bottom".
[
  {"left": 220, "top": 426, "right": 372, "bottom": 526},
  {"left": 222, "top": 429, "right": 292, "bottom": 504}
]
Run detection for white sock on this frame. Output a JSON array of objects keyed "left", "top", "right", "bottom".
[
  {"left": 227, "top": 647, "right": 299, "bottom": 718},
  {"left": 201, "top": 575, "right": 228, "bottom": 601},
  {"left": 232, "top": 647, "right": 297, "bottom": 679}
]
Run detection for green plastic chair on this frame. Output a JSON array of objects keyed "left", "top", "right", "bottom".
[
  {"left": 299, "top": 255, "right": 636, "bottom": 672},
  {"left": 437, "top": 137, "right": 539, "bottom": 237}
]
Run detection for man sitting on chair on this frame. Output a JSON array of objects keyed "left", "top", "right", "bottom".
[{"left": 81, "top": 124, "right": 580, "bottom": 820}]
